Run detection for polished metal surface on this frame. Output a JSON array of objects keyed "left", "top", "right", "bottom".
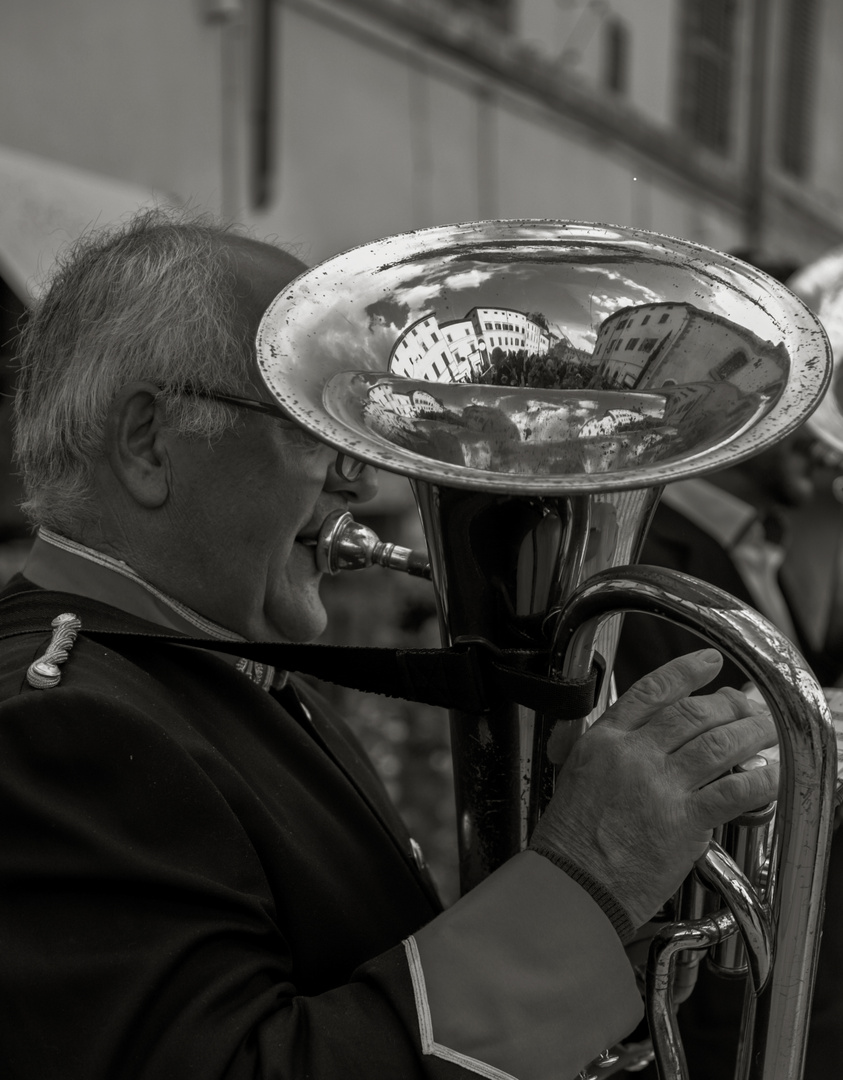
[
  {"left": 553, "top": 565, "right": 835, "bottom": 1080},
  {"left": 314, "top": 508, "right": 431, "bottom": 578},
  {"left": 647, "top": 909, "right": 738, "bottom": 1080},
  {"left": 258, "top": 220, "right": 830, "bottom": 493},
  {"left": 788, "top": 248, "right": 843, "bottom": 457}
]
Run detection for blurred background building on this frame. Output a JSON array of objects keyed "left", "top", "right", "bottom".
[
  {"left": 4, "top": 0, "right": 843, "bottom": 278},
  {"left": 3, "top": 0, "right": 843, "bottom": 898}
]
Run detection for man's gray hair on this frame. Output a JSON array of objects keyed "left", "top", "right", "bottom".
[{"left": 14, "top": 209, "right": 259, "bottom": 534}]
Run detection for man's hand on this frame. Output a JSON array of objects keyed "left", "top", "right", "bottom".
[{"left": 531, "top": 648, "right": 780, "bottom": 927}]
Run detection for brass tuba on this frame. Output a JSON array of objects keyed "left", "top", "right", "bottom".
[{"left": 256, "top": 221, "right": 837, "bottom": 1080}]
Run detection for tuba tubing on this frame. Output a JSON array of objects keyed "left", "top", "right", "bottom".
[
  {"left": 551, "top": 564, "right": 836, "bottom": 1080},
  {"left": 316, "top": 512, "right": 837, "bottom": 1080}
]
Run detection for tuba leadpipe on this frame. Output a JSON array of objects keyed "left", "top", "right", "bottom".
[{"left": 256, "top": 220, "right": 836, "bottom": 1080}]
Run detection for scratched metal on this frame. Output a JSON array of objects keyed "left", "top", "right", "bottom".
[
  {"left": 788, "top": 247, "right": 843, "bottom": 457},
  {"left": 257, "top": 220, "right": 831, "bottom": 494}
]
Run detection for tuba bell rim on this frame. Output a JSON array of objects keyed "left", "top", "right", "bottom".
[
  {"left": 256, "top": 218, "right": 832, "bottom": 495},
  {"left": 787, "top": 248, "right": 843, "bottom": 459}
]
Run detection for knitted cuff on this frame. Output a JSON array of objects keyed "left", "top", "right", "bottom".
[{"left": 528, "top": 842, "right": 637, "bottom": 945}]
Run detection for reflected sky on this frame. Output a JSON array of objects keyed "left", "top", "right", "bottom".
[{"left": 293, "top": 249, "right": 788, "bottom": 369}]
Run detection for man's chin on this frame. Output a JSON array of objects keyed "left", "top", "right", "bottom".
[{"left": 264, "top": 604, "right": 328, "bottom": 644}]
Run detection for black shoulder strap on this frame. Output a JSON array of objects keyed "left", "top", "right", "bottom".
[{"left": 0, "top": 587, "right": 600, "bottom": 720}]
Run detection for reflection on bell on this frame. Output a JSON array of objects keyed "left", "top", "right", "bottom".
[
  {"left": 257, "top": 219, "right": 828, "bottom": 495},
  {"left": 364, "top": 296, "right": 790, "bottom": 480}
]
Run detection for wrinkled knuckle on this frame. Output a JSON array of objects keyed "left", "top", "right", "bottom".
[
  {"left": 716, "top": 686, "right": 750, "bottom": 713},
  {"left": 626, "top": 666, "right": 674, "bottom": 702},
  {"left": 734, "top": 764, "right": 779, "bottom": 811},
  {"left": 755, "top": 757, "right": 780, "bottom": 790},
  {"left": 745, "top": 710, "right": 776, "bottom": 745},
  {"left": 732, "top": 709, "right": 776, "bottom": 750},
  {"left": 675, "top": 695, "right": 713, "bottom": 723},
  {"left": 700, "top": 723, "right": 739, "bottom": 762}
]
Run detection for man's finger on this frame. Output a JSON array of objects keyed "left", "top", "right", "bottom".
[
  {"left": 600, "top": 648, "right": 724, "bottom": 732},
  {"left": 642, "top": 687, "right": 759, "bottom": 752},
  {"left": 670, "top": 711, "right": 780, "bottom": 787},
  {"left": 692, "top": 758, "right": 781, "bottom": 830}
]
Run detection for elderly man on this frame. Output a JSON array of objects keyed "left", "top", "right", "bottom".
[{"left": 0, "top": 212, "right": 779, "bottom": 1080}]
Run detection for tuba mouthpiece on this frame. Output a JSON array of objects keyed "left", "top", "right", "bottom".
[{"left": 315, "top": 509, "right": 431, "bottom": 579}]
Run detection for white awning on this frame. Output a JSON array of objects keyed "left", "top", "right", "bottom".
[{"left": 0, "top": 144, "right": 173, "bottom": 303}]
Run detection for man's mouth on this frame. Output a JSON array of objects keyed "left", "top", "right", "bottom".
[
  {"left": 296, "top": 522, "right": 330, "bottom": 570},
  {"left": 295, "top": 509, "right": 353, "bottom": 574},
  {"left": 295, "top": 520, "right": 325, "bottom": 548}
]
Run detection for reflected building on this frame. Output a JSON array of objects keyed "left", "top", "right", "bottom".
[
  {"left": 343, "top": 282, "right": 794, "bottom": 481},
  {"left": 579, "top": 407, "right": 661, "bottom": 438},
  {"left": 357, "top": 363, "right": 684, "bottom": 477},
  {"left": 468, "top": 307, "right": 554, "bottom": 357},
  {"left": 588, "top": 301, "right": 788, "bottom": 394},
  {"left": 389, "top": 313, "right": 478, "bottom": 381},
  {"left": 388, "top": 306, "right": 555, "bottom": 381},
  {"left": 363, "top": 381, "right": 449, "bottom": 440}
]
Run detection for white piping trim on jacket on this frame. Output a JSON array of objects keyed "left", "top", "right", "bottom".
[
  {"left": 39, "top": 527, "right": 242, "bottom": 640},
  {"left": 402, "top": 937, "right": 519, "bottom": 1080}
]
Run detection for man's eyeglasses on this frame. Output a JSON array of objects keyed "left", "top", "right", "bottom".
[{"left": 176, "top": 387, "right": 368, "bottom": 481}]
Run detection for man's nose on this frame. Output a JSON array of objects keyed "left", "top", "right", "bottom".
[{"left": 329, "top": 457, "right": 379, "bottom": 503}]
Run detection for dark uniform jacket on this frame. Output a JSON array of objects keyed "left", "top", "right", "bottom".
[{"left": 0, "top": 577, "right": 641, "bottom": 1080}]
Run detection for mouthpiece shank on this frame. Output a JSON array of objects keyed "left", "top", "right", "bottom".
[{"left": 315, "top": 509, "right": 431, "bottom": 579}]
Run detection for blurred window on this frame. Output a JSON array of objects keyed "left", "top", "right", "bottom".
[
  {"left": 715, "top": 350, "right": 748, "bottom": 380},
  {"left": 778, "top": 0, "right": 819, "bottom": 178},
  {"left": 604, "top": 17, "right": 629, "bottom": 95},
  {"left": 444, "top": 0, "right": 512, "bottom": 32},
  {"left": 678, "top": 0, "right": 737, "bottom": 154}
]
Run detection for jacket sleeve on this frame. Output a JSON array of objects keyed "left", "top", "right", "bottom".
[
  {"left": 395, "top": 851, "right": 642, "bottom": 1079},
  {"left": 0, "top": 686, "right": 641, "bottom": 1080}
]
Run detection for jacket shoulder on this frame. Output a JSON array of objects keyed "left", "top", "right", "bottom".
[{"left": 0, "top": 580, "right": 191, "bottom": 699}]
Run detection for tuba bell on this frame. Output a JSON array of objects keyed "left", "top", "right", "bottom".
[{"left": 256, "top": 220, "right": 836, "bottom": 1080}]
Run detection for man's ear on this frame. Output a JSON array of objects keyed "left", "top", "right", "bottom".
[{"left": 103, "top": 382, "right": 171, "bottom": 508}]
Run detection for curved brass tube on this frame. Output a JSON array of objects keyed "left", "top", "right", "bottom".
[
  {"left": 551, "top": 564, "right": 836, "bottom": 1080},
  {"left": 695, "top": 841, "right": 774, "bottom": 992},
  {"left": 314, "top": 509, "right": 836, "bottom": 1078},
  {"left": 647, "top": 909, "right": 738, "bottom": 1080}
]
